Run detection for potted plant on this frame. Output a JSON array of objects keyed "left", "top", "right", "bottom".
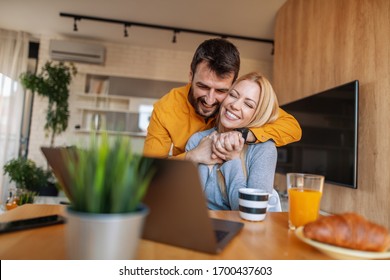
[
  {"left": 19, "top": 61, "right": 76, "bottom": 197},
  {"left": 62, "top": 133, "right": 156, "bottom": 259},
  {"left": 20, "top": 61, "right": 77, "bottom": 147},
  {"left": 2, "top": 157, "right": 52, "bottom": 208}
]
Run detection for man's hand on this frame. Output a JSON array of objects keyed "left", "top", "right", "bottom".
[
  {"left": 185, "top": 132, "right": 224, "bottom": 164},
  {"left": 211, "top": 131, "right": 245, "bottom": 161}
]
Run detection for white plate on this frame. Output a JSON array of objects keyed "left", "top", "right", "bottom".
[{"left": 295, "top": 226, "right": 390, "bottom": 260}]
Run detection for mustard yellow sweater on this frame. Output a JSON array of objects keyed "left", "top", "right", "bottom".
[{"left": 143, "top": 84, "right": 302, "bottom": 158}]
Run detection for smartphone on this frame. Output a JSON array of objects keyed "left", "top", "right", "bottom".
[{"left": 0, "top": 214, "right": 66, "bottom": 234}]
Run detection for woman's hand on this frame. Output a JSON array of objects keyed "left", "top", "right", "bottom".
[
  {"left": 211, "top": 131, "right": 245, "bottom": 161},
  {"left": 186, "top": 131, "right": 223, "bottom": 164}
]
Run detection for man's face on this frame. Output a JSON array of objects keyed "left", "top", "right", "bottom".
[{"left": 188, "top": 61, "right": 234, "bottom": 119}]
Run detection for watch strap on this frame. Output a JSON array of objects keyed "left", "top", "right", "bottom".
[{"left": 234, "top": 127, "right": 249, "bottom": 141}]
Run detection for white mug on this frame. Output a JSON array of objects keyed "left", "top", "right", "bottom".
[{"left": 238, "top": 188, "right": 278, "bottom": 222}]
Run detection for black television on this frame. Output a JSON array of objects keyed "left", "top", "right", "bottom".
[{"left": 276, "top": 80, "right": 359, "bottom": 188}]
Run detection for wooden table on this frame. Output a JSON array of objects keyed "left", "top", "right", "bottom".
[{"left": 0, "top": 204, "right": 331, "bottom": 260}]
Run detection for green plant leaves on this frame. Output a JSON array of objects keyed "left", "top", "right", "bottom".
[
  {"left": 17, "top": 190, "right": 37, "bottom": 205},
  {"left": 20, "top": 61, "right": 77, "bottom": 146},
  {"left": 3, "top": 158, "right": 52, "bottom": 192},
  {"left": 65, "top": 134, "right": 156, "bottom": 214}
]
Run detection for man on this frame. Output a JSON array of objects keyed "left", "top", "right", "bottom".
[{"left": 143, "top": 38, "right": 301, "bottom": 163}]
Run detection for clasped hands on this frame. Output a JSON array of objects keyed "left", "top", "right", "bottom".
[{"left": 187, "top": 131, "right": 245, "bottom": 165}]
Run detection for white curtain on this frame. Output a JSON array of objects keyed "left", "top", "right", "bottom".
[{"left": 0, "top": 28, "right": 30, "bottom": 204}]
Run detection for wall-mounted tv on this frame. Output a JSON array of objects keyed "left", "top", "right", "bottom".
[{"left": 276, "top": 80, "right": 359, "bottom": 188}]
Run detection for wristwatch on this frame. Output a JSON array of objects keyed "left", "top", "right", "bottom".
[{"left": 234, "top": 127, "right": 249, "bottom": 142}]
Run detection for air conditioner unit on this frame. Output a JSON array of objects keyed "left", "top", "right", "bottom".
[{"left": 49, "top": 40, "right": 105, "bottom": 65}]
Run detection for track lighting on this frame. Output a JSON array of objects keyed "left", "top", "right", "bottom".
[
  {"left": 172, "top": 30, "right": 178, "bottom": 43},
  {"left": 73, "top": 17, "right": 79, "bottom": 32},
  {"left": 61, "top": 12, "right": 274, "bottom": 51}
]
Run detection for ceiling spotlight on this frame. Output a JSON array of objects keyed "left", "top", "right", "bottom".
[
  {"left": 124, "top": 24, "right": 129, "bottom": 37},
  {"left": 172, "top": 30, "right": 179, "bottom": 44},
  {"left": 73, "top": 17, "right": 79, "bottom": 32}
]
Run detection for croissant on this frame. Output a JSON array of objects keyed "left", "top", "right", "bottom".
[{"left": 303, "top": 212, "right": 390, "bottom": 252}]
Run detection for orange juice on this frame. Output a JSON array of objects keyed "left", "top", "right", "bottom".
[
  {"left": 288, "top": 188, "right": 322, "bottom": 229},
  {"left": 6, "top": 200, "right": 18, "bottom": 210}
]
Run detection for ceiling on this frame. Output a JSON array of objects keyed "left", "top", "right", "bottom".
[{"left": 0, "top": 0, "right": 287, "bottom": 61}]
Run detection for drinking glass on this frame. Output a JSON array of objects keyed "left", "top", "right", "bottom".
[{"left": 287, "top": 173, "right": 324, "bottom": 230}]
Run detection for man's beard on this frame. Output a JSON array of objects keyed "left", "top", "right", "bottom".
[{"left": 188, "top": 87, "right": 220, "bottom": 120}]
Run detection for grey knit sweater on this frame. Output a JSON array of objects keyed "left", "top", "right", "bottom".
[{"left": 185, "top": 128, "right": 277, "bottom": 210}]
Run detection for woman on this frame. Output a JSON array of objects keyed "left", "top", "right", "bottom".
[{"left": 185, "top": 72, "right": 280, "bottom": 210}]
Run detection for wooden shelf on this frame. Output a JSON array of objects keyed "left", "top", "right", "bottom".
[
  {"left": 74, "top": 128, "right": 146, "bottom": 137},
  {"left": 76, "top": 106, "right": 130, "bottom": 113}
]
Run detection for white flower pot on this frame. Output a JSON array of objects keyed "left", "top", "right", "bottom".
[{"left": 66, "top": 205, "right": 148, "bottom": 260}]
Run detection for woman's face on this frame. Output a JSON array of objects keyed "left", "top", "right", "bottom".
[{"left": 219, "top": 79, "right": 260, "bottom": 130}]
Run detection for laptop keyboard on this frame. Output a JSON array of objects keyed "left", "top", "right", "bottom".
[{"left": 214, "top": 230, "right": 229, "bottom": 242}]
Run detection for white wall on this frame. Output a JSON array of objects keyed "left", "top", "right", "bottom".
[{"left": 29, "top": 35, "right": 273, "bottom": 167}]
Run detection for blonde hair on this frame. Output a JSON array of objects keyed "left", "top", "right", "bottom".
[
  {"left": 216, "top": 72, "right": 279, "bottom": 200},
  {"left": 216, "top": 72, "right": 279, "bottom": 132},
  {"left": 235, "top": 72, "right": 279, "bottom": 128}
]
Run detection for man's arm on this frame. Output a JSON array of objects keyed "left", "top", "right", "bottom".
[
  {"left": 143, "top": 109, "right": 175, "bottom": 158},
  {"left": 249, "top": 107, "right": 302, "bottom": 147},
  {"left": 144, "top": 106, "right": 216, "bottom": 161},
  {"left": 211, "top": 108, "right": 301, "bottom": 158}
]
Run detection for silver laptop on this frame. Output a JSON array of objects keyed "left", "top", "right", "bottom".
[{"left": 41, "top": 147, "right": 243, "bottom": 254}]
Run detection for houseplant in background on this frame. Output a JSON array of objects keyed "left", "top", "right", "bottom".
[
  {"left": 19, "top": 60, "right": 77, "bottom": 196},
  {"left": 2, "top": 157, "right": 52, "bottom": 209},
  {"left": 62, "top": 133, "right": 155, "bottom": 259},
  {"left": 20, "top": 60, "right": 77, "bottom": 147}
]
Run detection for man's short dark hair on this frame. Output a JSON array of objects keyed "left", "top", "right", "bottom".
[{"left": 190, "top": 38, "right": 240, "bottom": 82}]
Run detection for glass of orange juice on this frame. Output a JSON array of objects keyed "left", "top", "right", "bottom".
[{"left": 287, "top": 173, "right": 324, "bottom": 230}]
